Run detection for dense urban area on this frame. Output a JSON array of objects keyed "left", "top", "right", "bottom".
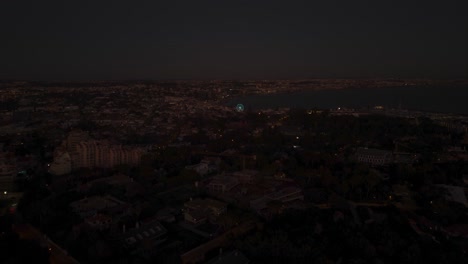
[{"left": 1, "top": 79, "right": 468, "bottom": 264}]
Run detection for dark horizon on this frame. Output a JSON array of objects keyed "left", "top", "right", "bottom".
[
  {"left": 1, "top": 77, "right": 468, "bottom": 83},
  {"left": 1, "top": 0, "right": 467, "bottom": 81}
]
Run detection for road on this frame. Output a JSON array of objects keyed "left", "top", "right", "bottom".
[{"left": 13, "top": 223, "right": 80, "bottom": 264}]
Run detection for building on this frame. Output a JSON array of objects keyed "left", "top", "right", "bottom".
[
  {"left": 48, "top": 148, "right": 72, "bottom": 176},
  {"left": 393, "top": 152, "right": 418, "bottom": 164},
  {"left": 74, "top": 140, "right": 144, "bottom": 169},
  {"left": 250, "top": 186, "right": 304, "bottom": 215},
  {"left": 120, "top": 219, "right": 167, "bottom": 259},
  {"left": 355, "top": 147, "right": 393, "bottom": 166},
  {"left": 186, "top": 157, "right": 221, "bottom": 176},
  {"left": 183, "top": 198, "right": 227, "bottom": 225},
  {"left": 85, "top": 213, "right": 113, "bottom": 230},
  {"left": 207, "top": 175, "right": 239, "bottom": 193},
  {"left": 230, "top": 170, "right": 258, "bottom": 184},
  {"left": 65, "top": 129, "right": 90, "bottom": 153},
  {"left": 267, "top": 186, "right": 304, "bottom": 203},
  {"left": 54, "top": 132, "right": 145, "bottom": 170},
  {"left": 70, "top": 195, "right": 129, "bottom": 218},
  {"left": 186, "top": 162, "right": 211, "bottom": 176}
]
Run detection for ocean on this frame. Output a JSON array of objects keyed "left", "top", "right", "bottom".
[{"left": 227, "top": 85, "right": 468, "bottom": 115}]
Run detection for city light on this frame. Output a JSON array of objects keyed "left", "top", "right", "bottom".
[{"left": 235, "top": 104, "right": 244, "bottom": 112}]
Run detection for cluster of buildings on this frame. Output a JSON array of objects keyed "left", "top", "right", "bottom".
[
  {"left": 355, "top": 147, "right": 419, "bottom": 166},
  {"left": 1, "top": 80, "right": 468, "bottom": 263},
  {"left": 49, "top": 130, "right": 145, "bottom": 175},
  {"left": 198, "top": 170, "right": 305, "bottom": 218},
  {"left": 69, "top": 193, "right": 168, "bottom": 258}
]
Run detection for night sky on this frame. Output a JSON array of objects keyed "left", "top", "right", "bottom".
[{"left": 1, "top": 0, "right": 467, "bottom": 80}]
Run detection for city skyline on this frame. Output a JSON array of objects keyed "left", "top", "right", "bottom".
[{"left": 1, "top": 79, "right": 467, "bottom": 263}]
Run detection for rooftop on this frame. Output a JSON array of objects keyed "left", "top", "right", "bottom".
[
  {"left": 185, "top": 198, "right": 227, "bottom": 211},
  {"left": 206, "top": 250, "right": 250, "bottom": 264}
]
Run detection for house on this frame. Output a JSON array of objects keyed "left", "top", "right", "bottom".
[
  {"left": 186, "top": 162, "right": 211, "bottom": 176},
  {"left": 250, "top": 186, "right": 304, "bottom": 215},
  {"left": 184, "top": 208, "right": 208, "bottom": 225},
  {"left": 267, "top": 186, "right": 304, "bottom": 203},
  {"left": 186, "top": 157, "right": 221, "bottom": 176},
  {"left": 120, "top": 219, "right": 167, "bottom": 259},
  {"left": 201, "top": 157, "right": 221, "bottom": 167},
  {"left": 230, "top": 170, "right": 258, "bottom": 184},
  {"left": 183, "top": 198, "right": 227, "bottom": 225},
  {"left": 207, "top": 176, "right": 239, "bottom": 193},
  {"left": 70, "top": 195, "right": 129, "bottom": 218}
]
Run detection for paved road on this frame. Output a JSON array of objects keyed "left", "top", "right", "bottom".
[{"left": 13, "top": 223, "right": 80, "bottom": 264}]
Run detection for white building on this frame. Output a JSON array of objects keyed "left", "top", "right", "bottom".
[
  {"left": 355, "top": 147, "right": 393, "bottom": 166},
  {"left": 74, "top": 140, "right": 144, "bottom": 169}
]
